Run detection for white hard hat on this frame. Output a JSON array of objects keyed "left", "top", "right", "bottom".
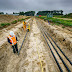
[{"left": 10, "top": 31, "right": 14, "bottom": 36}]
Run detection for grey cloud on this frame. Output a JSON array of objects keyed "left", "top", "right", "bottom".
[
  {"left": 60, "top": 0, "right": 72, "bottom": 7},
  {"left": 0, "top": 0, "right": 72, "bottom": 14}
]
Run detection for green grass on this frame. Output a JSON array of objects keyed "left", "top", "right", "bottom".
[
  {"left": 55, "top": 23, "right": 60, "bottom": 26},
  {"left": 11, "top": 20, "right": 17, "bottom": 24},
  {"left": 53, "top": 14, "right": 72, "bottom": 19},
  {"left": 53, "top": 15, "right": 63, "bottom": 18},
  {"left": 62, "top": 26, "right": 65, "bottom": 28},
  {"left": 18, "top": 18, "right": 26, "bottom": 21},
  {"left": 0, "top": 23, "right": 10, "bottom": 27},
  {"left": 37, "top": 16, "right": 72, "bottom": 26}
]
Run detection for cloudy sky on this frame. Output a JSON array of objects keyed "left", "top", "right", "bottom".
[{"left": 0, "top": 0, "right": 72, "bottom": 14}]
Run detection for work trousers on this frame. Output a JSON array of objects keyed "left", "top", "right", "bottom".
[
  {"left": 23, "top": 25, "right": 26, "bottom": 31},
  {"left": 12, "top": 43, "right": 18, "bottom": 53}
]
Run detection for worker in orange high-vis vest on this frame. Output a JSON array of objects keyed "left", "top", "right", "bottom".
[
  {"left": 23, "top": 20, "right": 27, "bottom": 31},
  {"left": 7, "top": 31, "right": 18, "bottom": 54}
]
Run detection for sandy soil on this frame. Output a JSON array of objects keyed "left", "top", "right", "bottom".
[
  {"left": 0, "top": 18, "right": 59, "bottom": 72},
  {"left": 0, "top": 17, "right": 72, "bottom": 72},
  {"left": 0, "top": 15, "right": 28, "bottom": 23},
  {"left": 38, "top": 18, "right": 72, "bottom": 50},
  {"left": 0, "top": 18, "right": 31, "bottom": 47},
  {"left": 0, "top": 18, "right": 31, "bottom": 72},
  {"left": 36, "top": 19, "right": 72, "bottom": 71},
  {"left": 36, "top": 18, "right": 72, "bottom": 62},
  {"left": 22, "top": 18, "right": 58, "bottom": 72}
]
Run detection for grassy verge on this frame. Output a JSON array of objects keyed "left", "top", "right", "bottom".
[
  {"left": 53, "top": 15, "right": 63, "bottom": 18},
  {"left": 53, "top": 14, "right": 72, "bottom": 19},
  {"left": 0, "top": 23, "right": 10, "bottom": 27},
  {"left": 11, "top": 20, "right": 17, "bottom": 24},
  {"left": 37, "top": 16, "right": 72, "bottom": 26},
  {"left": 0, "top": 17, "right": 30, "bottom": 29}
]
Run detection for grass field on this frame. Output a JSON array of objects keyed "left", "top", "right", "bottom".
[
  {"left": 53, "top": 13, "right": 72, "bottom": 19},
  {"left": 37, "top": 16, "right": 72, "bottom": 26}
]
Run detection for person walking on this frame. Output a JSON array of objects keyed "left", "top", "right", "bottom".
[
  {"left": 7, "top": 31, "right": 18, "bottom": 54},
  {"left": 23, "top": 20, "right": 27, "bottom": 31}
]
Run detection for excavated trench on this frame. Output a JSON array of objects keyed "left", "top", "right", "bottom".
[
  {"left": 37, "top": 18, "right": 72, "bottom": 50},
  {"left": 36, "top": 18, "right": 72, "bottom": 62},
  {"left": 0, "top": 18, "right": 60, "bottom": 72},
  {"left": 0, "top": 17, "right": 72, "bottom": 72}
]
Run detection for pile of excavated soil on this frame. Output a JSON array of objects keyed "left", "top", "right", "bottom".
[{"left": 0, "top": 15, "right": 28, "bottom": 23}]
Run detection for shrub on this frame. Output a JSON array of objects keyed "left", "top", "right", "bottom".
[
  {"left": 11, "top": 20, "right": 17, "bottom": 24},
  {"left": 62, "top": 26, "right": 65, "bottom": 28},
  {"left": 0, "top": 23, "right": 10, "bottom": 27}
]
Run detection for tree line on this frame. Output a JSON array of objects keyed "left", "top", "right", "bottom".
[
  {"left": 0, "top": 12, "right": 4, "bottom": 14},
  {"left": 0, "top": 11, "right": 35, "bottom": 16},
  {"left": 0, "top": 10, "right": 64, "bottom": 16},
  {"left": 37, "top": 10, "right": 63, "bottom": 16},
  {"left": 13, "top": 11, "right": 35, "bottom": 16}
]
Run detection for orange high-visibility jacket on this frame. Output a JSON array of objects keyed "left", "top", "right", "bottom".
[{"left": 8, "top": 35, "right": 17, "bottom": 45}]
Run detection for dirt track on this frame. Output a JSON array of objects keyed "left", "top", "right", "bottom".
[{"left": 0, "top": 17, "right": 72, "bottom": 72}]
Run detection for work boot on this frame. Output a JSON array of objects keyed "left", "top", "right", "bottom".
[
  {"left": 13, "top": 51, "right": 16, "bottom": 54},
  {"left": 17, "top": 51, "right": 18, "bottom": 53}
]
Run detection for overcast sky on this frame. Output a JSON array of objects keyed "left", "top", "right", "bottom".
[{"left": 0, "top": 0, "right": 72, "bottom": 14}]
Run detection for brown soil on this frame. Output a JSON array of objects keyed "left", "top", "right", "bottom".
[
  {"left": 0, "top": 17, "right": 72, "bottom": 72},
  {"left": 0, "top": 18, "right": 32, "bottom": 72},
  {"left": 0, "top": 15, "right": 28, "bottom": 23},
  {"left": 37, "top": 18, "right": 72, "bottom": 61}
]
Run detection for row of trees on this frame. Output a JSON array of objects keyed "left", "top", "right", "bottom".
[
  {"left": 0, "top": 12, "right": 4, "bottom": 14},
  {"left": 13, "top": 12, "right": 24, "bottom": 15},
  {"left": 0, "top": 11, "right": 35, "bottom": 16},
  {"left": 37, "top": 10, "right": 63, "bottom": 16},
  {"left": 13, "top": 11, "right": 35, "bottom": 16},
  {"left": 0, "top": 10, "right": 63, "bottom": 16},
  {"left": 24, "top": 11, "right": 35, "bottom": 16},
  {"left": 62, "top": 13, "right": 72, "bottom": 18}
]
